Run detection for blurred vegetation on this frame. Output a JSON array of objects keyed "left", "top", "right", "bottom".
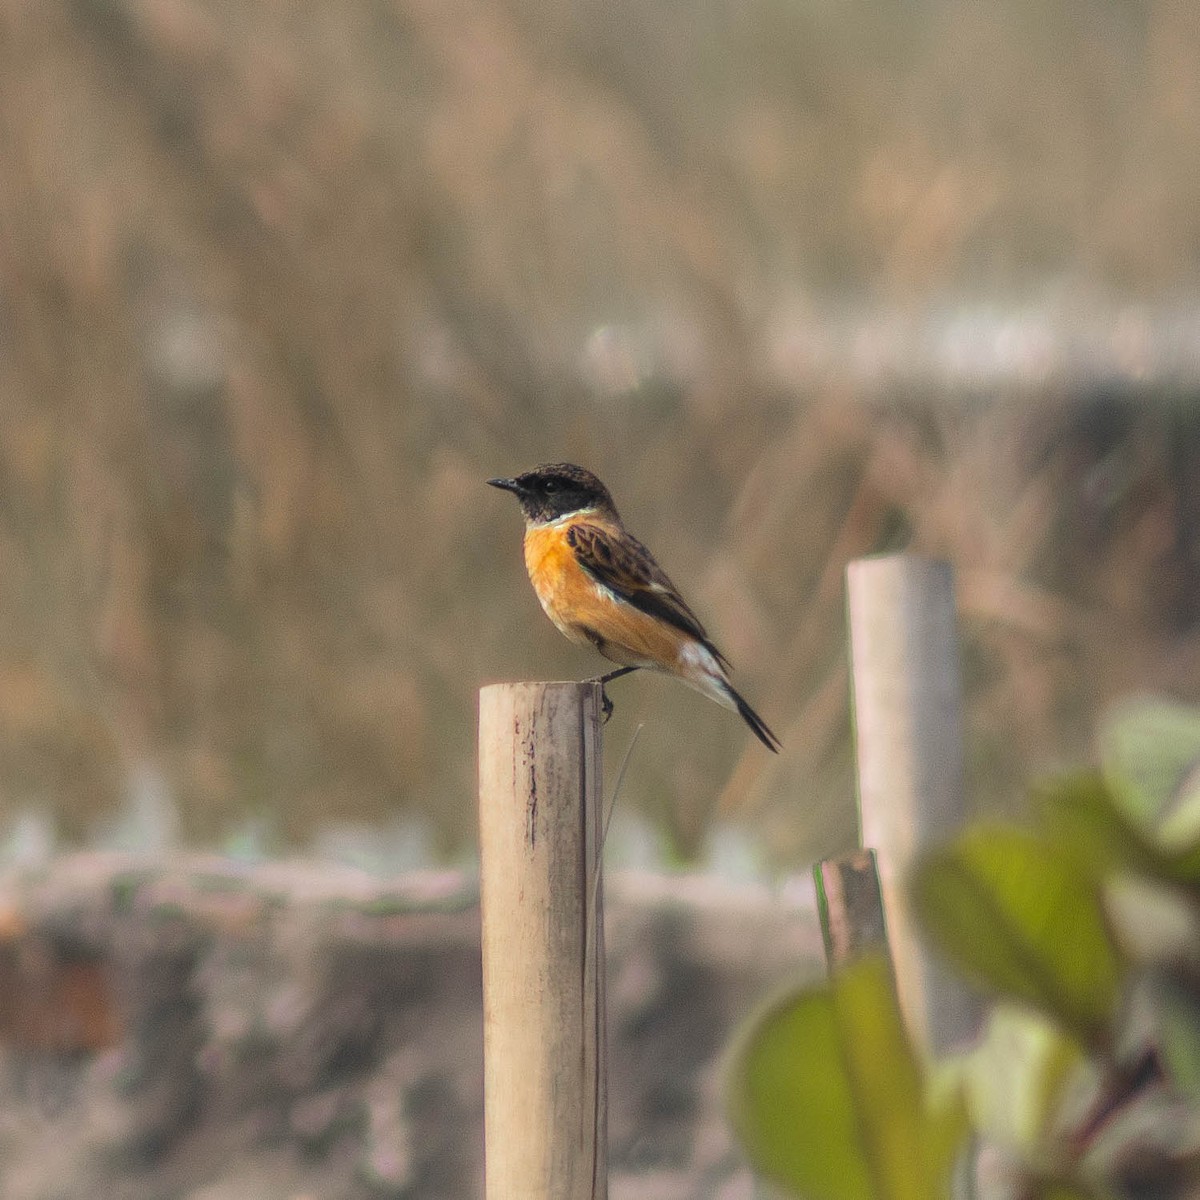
[
  {"left": 727, "top": 696, "right": 1200, "bottom": 1198},
  {"left": 2, "top": 0, "right": 1200, "bottom": 856}
]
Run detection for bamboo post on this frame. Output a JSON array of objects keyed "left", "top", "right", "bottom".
[
  {"left": 814, "top": 849, "right": 890, "bottom": 970},
  {"left": 846, "top": 555, "right": 979, "bottom": 1056},
  {"left": 478, "top": 681, "right": 607, "bottom": 1200}
]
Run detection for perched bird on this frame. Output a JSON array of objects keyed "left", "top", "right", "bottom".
[{"left": 489, "top": 463, "right": 780, "bottom": 752}]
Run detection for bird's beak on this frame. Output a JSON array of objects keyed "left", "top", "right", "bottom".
[{"left": 487, "top": 477, "right": 521, "bottom": 494}]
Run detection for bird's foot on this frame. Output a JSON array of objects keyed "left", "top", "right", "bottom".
[{"left": 586, "top": 665, "right": 638, "bottom": 724}]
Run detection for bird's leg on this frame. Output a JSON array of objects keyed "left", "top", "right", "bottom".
[
  {"left": 586, "top": 666, "right": 640, "bottom": 723},
  {"left": 593, "top": 665, "right": 639, "bottom": 685}
]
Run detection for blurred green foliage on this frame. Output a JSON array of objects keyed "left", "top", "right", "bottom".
[
  {"left": 727, "top": 953, "right": 966, "bottom": 1200},
  {"left": 727, "top": 696, "right": 1200, "bottom": 1198},
  {"left": 914, "top": 826, "right": 1124, "bottom": 1046}
]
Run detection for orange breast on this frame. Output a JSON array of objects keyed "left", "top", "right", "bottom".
[{"left": 522, "top": 519, "right": 688, "bottom": 667}]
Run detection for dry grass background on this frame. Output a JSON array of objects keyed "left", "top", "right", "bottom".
[{"left": 2, "top": 0, "right": 1200, "bottom": 862}]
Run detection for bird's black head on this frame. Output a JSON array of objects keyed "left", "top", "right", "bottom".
[{"left": 488, "top": 463, "right": 619, "bottom": 525}]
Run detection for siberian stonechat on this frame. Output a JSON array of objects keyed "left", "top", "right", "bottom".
[{"left": 489, "top": 463, "right": 780, "bottom": 752}]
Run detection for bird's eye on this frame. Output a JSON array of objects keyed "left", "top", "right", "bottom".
[{"left": 543, "top": 479, "right": 558, "bottom": 492}]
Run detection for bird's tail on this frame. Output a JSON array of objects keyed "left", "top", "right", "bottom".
[{"left": 722, "top": 681, "right": 781, "bottom": 753}]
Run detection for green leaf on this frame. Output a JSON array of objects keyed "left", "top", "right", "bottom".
[
  {"left": 726, "top": 954, "right": 966, "bottom": 1200},
  {"left": 1101, "top": 696, "right": 1200, "bottom": 848},
  {"left": 953, "top": 1004, "right": 1091, "bottom": 1156},
  {"left": 912, "top": 827, "right": 1123, "bottom": 1044},
  {"left": 1036, "top": 772, "right": 1161, "bottom": 878},
  {"left": 1104, "top": 874, "right": 1200, "bottom": 966},
  {"left": 1038, "top": 768, "right": 1200, "bottom": 889},
  {"left": 1163, "top": 841, "right": 1200, "bottom": 886}
]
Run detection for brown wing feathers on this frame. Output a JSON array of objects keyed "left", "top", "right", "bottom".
[{"left": 565, "top": 522, "right": 731, "bottom": 669}]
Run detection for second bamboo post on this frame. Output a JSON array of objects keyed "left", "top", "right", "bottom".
[{"left": 846, "top": 554, "right": 979, "bottom": 1056}]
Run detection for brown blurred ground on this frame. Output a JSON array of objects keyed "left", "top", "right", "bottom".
[
  {"left": 0, "top": 855, "right": 820, "bottom": 1199},
  {"left": 2, "top": 0, "right": 1200, "bottom": 861}
]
